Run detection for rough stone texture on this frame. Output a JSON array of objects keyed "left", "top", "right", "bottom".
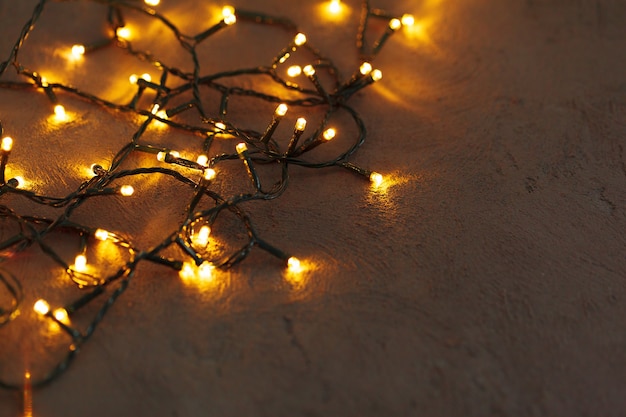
[{"left": 1, "top": 0, "right": 626, "bottom": 416}]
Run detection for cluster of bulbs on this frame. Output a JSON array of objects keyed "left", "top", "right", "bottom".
[{"left": 0, "top": 0, "right": 414, "bottom": 407}]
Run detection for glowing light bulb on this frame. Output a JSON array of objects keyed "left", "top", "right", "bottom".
[
  {"left": 155, "top": 110, "right": 168, "bottom": 120},
  {"left": 295, "top": 117, "right": 307, "bottom": 131},
  {"left": 198, "top": 262, "right": 214, "bottom": 280},
  {"left": 141, "top": 73, "right": 152, "bottom": 82},
  {"left": 287, "top": 257, "right": 303, "bottom": 273},
  {"left": 224, "top": 14, "right": 236, "bottom": 25},
  {"left": 275, "top": 103, "right": 288, "bottom": 116},
  {"left": 328, "top": 0, "right": 341, "bottom": 14},
  {"left": 151, "top": 104, "right": 160, "bottom": 115},
  {"left": 322, "top": 128, "right": 336, "bottom": 141},
  {"left": 73, "top": 254, "right": 87, "bottom": 272},
  {"left": 53, "top": 308, "right": 70, "bottom": 324},
  {"left": 95, "top": 229, "right": 110, "bottom": 241},
  {"left": 303, "top": 65, "right": 315, "bottom": 77},
  {"left": 194, "top": 225, "right": 211, "bottom": 246},
  {"left": 371, "top": 69, "right": 383, "bottom": 82},
  {"left": 287, "top": 65, "right": 302, "bottom": 77},
  {"left": 116, "top": 27, "right": 131, "bottom": 40},
  {"left": 204, "top": 168, "right": 216, "bottom": 181},
  {"left": 144, "top": 0, "right": 160, "bottom": 6},
  {"left": 54, "top": 104, "right": 68, "bottom": 121},
  {"left": 10, "top": 176, "right": 25, "bottom": 188},
  {"left": 157, "top": 151, "right": 166, "bottom": 162},
  {"left": 33, "top": 299, "right": 50, "bottom": 315},
  {"left": 401, "top": 14, "right": 415, "bottom": 26},
  {"left": 222, "top": 5, "right": 235, "bottom": 18},
  {"left": 294, "top": 33, "right": 307, "bottom": 46},
  {"left": 71, "top": 44, "right": 85, "bottom": 59},
  {"left": 389, "top": 18, "right": 402, "bottom": 30},
  {"left": 359, "top": 62, "right": 372, "bottom": 75},
  {"left": 40, "top": 76, "right": 48, "bottom": 87},
  {"left": 179, "top": 262, "right": 195, "bottom": 280},
  {"left": 120, "top": 185, "right": 134, "bottom": 196},
  {"left": 236, "top": 142, "right": 247, "bottom": 154},
  {"left": 370, "top": 172, "right": 383, "bottom": 187},
  {"left": 1, "top": 136, "right": 13, "bottom": 152},
  {"left": 129, "top": 74, "right": 138, "bottom": 84},
  {"left": 215, "top": 122, "right": 226, "bottom": 131},
  {"left": 278, "top": 53, "right": 290, "bottom": 64},
  {"left": 197, "top": 154, "right": 209, "bottom": 166}
]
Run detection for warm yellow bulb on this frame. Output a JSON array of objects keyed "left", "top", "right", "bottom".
[
  {"left": 1, "top": 136, "right": 13, "bottom": 152},
  {"left": 144, "top": 0, "right": 160, "bottom": 5},
  {"left": 150, "top": 104, "right": 160, "bottom": 115},
  {"left": 33, "top": 299, "right": 50, "bottom": 315},
  {"left": 236, "top": 142, "right": 247, "bottom": 154},
  {"left": 141, "top": 73, "right": 152, "bottom": 82},
  {"left": 71, "top": 44, "right": 85, "bottom": 59},
  {"left": 73, "top": 254, "right": 87, "bottom": 272},
  {"left": 287, "top": 257, "right": 303, "bottom": 273},
  {"left": 204, "top": 168, "right": 216, "bottom": 181},
  {"left": 222, "top": 5, "right": 235, "bottom": 18},
  {"left": 156, "top": 110, "right": 168, "bottom": 120},
  {"left": 389, "top": 18, "right": 402, "bottom": 30},
  {"left": 359, "top": 62, "right": 372, "bottom": 75},
  {"left": 323, "top": 128, "right": 336, "bottom": 141},
  {"left": 287, "top": 65, "right": 302, "bottom": 77},
  {"left": 129, "top": 74, "right": 138, "bottom": 84},
  {"left": 195, "top": 225, "right": 211, "bottom": 246},
  {"left": 275, "top": 103, "right": 288, "bottom": 117},
  {"left": 116, "top": 27, "right": 131, "bottom": 40},
  {"left": 278, "top": 53, "right": 290, "bottom": 64},
  {"left": 157, "top": 151, "right": 166, "bottom": 162},
  {"left": 198, "top": 262, "right": 214, "bottom": 280},
  {"left": 53, "top": 308, "right": 70, "bottom": 324},
  {"left": 328, "top": 0, "right": 341, "bottom": 14},
  {"left": 95, "top": 228, "right": 110, "bottom": 241},
  {"left": 179, "top": 262, "right": 195, "bottom": 280},
  {"left": 120, "top": 185, "right": 134, "bottom": 196},
  {"left": 371, "top": 69, "right": 383, "bottom": 82},
  {"left": 11, "top": 176, "right": 25, "bottom": 188},
  {"left": 294, "top": 33, "right": 307, "bottom": 46},
  {"left": 303, "top": 65, "right": 315, "bottom": 77},
  {"left": 215, "top": 122, "right": 226, "bottom": 131},
  {"left": 224, "top": 14, "right": 236, "bottom": 25},
  {"left": 54, "top": 104, "right": 68, "bottom": 121},
  {"left": 401, "top": 14, "right": 415, "bottom": 26},
  {"left": 370, "top": 172, "right": 383, "bottom": 187},
  {"left": 295, "top": 117, "right": 307, "bottom": 131},
  {"left": 197, "top": 154, "right": 209, "bottom": 166}
]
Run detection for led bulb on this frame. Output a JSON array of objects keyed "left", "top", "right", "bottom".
[
  {"left": 195, "top": 225, "right": 211, "bottom": 246},
  {"left": 224, "top": 14, "right": 236, "bottom": 25},
  {"left": 179, "top": 262, "right": 195, "bottom": 280},
  {"left": 94, "top": 229, "right": 110, "bottom": 241},
  {"left": 1, "top": 136, "right": 13, "bottom": 152},
  {"left": 120, "top": 185, "right": 134, "bottom": 196},
  {"left": 401, "top": 14, "right": 415, "bottom": 26},
  {"left": 198, "top": 262, "right": 214, "bottom": 280},
  {"left": 359, "top": 62, "right": 372, "bottom": 75},
  {"left": 295, "top": 118, "right": 307, "bottom": 131},
  {"left": 10, "top": 176, "right": 25, "bottom": 188},
  {"left": 54, "top": 104, "right": 67, "bottom": 121},
  {"left": 156, "top": 110, "right": 168, "bottom": 120},
  {"left": 222, "top": 5, "right": 235, "bottom": 18},
  {"left": 141, "top": 73, "right": 152, "bottom": 82},
  {"left": 287, "top": 257, "right": 303, "bottom": 273},
  {"left": 53, "top": 308, "right": 70, "bottom": 324},
  {"left": 294, "top": 33, "right": 307, "bottom": 46},
  {"left": 215, "top": 122, "right": 226, "bottom": 131},
  {"left": 275, "top": 103, "right": 288, "bottom": 117},
  {"left": 303, "top": 65, "right": 315, "bottom": 77},
  {"left": 197, "top": 155, "right": 209, "bottom": 166},
  {"left": 236, "top": 142, "right": 247, "bottom": 154},
  {"left": 370, "top": 172, "right": 383, "bottom": 187},
  {"left": 287, "top": 65, "right": 302, "bottom": 77},
  {"left": 322, "top": 128, "right": 336, "bottom": 141},
  {"left": 328, "top": 0, "right": 341, "bottom": 14},
  {"left": 73, "top": 254, "right": 87, "bottom": 272},
  {"left": 144, "top": 0, "right": 160, "bottom": 5},
  {"left": 204, "top": 168, "right": 216, "bottom": 181},
  {"left": 371, "top": 69, "right": 383, "bottom": 82},
  {"left": 157, "top": 151, "right": 166, "bottom": 162},
  {"left": 151, "top": 104, "right": 160, "bottom": 115},
  {"left": 389, "top": 18, "right": 402, "bottom": 30},
  {"left": 33, "top": 299, "right": 50, "bottom": 315},
  {"left": 71, "top": 44, "right": 85, "bottom": 58},
  {"left": 129, "top": 74, "right": 139, "bottom": 84},
  {"left": 116, "top": 27, "right": 131, "bottom": 40}
]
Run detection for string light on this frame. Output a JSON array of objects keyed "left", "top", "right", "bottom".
[
  {"left": 328, "top": 0, "right": 341, "bottom": 14},
  {"left": 0, "top": 0, "right": 414, "bottom": 402}
]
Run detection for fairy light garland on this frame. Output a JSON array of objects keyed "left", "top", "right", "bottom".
[{"left": 0, "top": 0, "right": 414, "bottom": 407}]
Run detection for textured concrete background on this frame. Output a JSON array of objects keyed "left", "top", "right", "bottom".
[{"left": 1, "top": 0, "right": 626, "bottom": 416}]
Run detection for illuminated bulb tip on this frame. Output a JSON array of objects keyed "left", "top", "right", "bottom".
[
  {"left": 204, "top": 168, "right": 216, "bottom": 181},
  {"left": 198, "top": 262, "right": 214, "bottom": 280},
  {"left": 275, "top": 103, "right": 288, "bottom": 117},
  {"left": 71, "top": 44, "right": 85, "bottom": 58},
  {"left": 322, "top": 128, "right": 336, "bottom": 141},
  {"left": 371, "top": 69, "right": 383, "bottom": 82},
  {"left": 194, "top": 225, "right": 211, "bottom": 246},
  {"left": 370, "top": 172, "right": 384, "bottom": 187},
  {"left": 116, "top": 27, "right": 131, "bottom": 40},
  {"left": 303, "top": 65, "right": 315, "bottom": 77},
  {"left": 215, "top": 122, "right": 226, "bottom": 131},
  {"left": 94, "top": 228, "right": 110, "bottom": 241},
  {"left": 401, "top": 14, "right": 415, "bottom": 26},
  {"left": 53, "top": 308, "right": 69, "bottom": 324},
  {"left": 222, "top": 5, "right": 235, "bottom": 17},
  {"left": 389, "top": 18, "right": 402, "bottom": 30},
  {"left": 141, "top": 73, "right": 152, "bottom": 82},
  {"left": 224, "top": 14, "right": 236, "bottom": 25},
  {"left": 33, "top": 299, "right": 50, "bottom": 315},
  {"left": 287, "top": 65, "right": 302, "bottom": 77},
  {"left": 197, "top": 155, "right": 209, "bottom": 166},
  {"left": 74, "top": 254, "right": 87, "bottom": 272},
  {"left": 278, "top": 53, "right": 290, "bottom": 64},
  {"left": 329, "top": 0, "right": 341, "bottom": 14},
  {"left": 179, "top": 262, "right": 195, "bottom": 280},
  {"left": 144, "top": 0, "right": 160, "bottom": 6},
  {"left": 156, "top": 110, "right": 168, "bottom": 120},
  {"left": 359, "top": 62, "right": 372, "bottom": 75},
  {"left": 1, "top": 136, "right": 13, "bottom": 152},
  {"left": 54, "top": 104, "right": 67, "bottom": 120},
  {"left": 295, "top": 117, "right": 307, "bottom": 131},
  {"left": 151, "top": 104, "right": 159, "bottom": 115},
  {"left": 129, "top": 74, "right": 138, "bottom": 84},
  {"left": 236, "top": 142, "right": 247, "bottom": 154},
  {"left": 10, "top": 176, "right": 25, "bottom": 188},
  {"left": 120, "top": 185, "right": 134, "bottom": 196},
  {"left": 287, "top": 257, "right": 303, "bottom": 273},
  {"left": 294, "top": 33, "right": 307, "bottom": 46}
]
